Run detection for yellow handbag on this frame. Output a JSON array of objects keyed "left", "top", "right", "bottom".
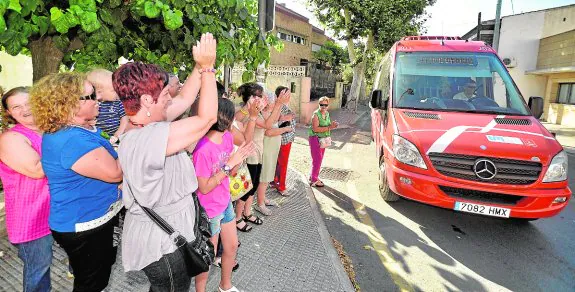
[{"left": 230, "top": 162, "right": 253, "bottom": 201}]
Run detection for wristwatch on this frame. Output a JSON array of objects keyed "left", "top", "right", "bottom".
[{"left": 221, "top": 164, "right": 232, "bottom": 176}]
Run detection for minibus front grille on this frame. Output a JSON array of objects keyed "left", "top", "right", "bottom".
[{"left": 428, "top": 153, "right": 542, "bottom": 185}]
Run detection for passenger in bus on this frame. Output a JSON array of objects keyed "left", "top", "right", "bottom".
[{"left": 453, "top": 79, "right": 477, "bottom": 101}]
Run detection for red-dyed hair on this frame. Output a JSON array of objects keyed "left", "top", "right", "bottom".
[{"left": 112, "top": 62, "right": 169, "bottom": 116}]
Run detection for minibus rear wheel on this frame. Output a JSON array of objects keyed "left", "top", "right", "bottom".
[{"left": 379, "top": 156, "right": 399, "bottom": 202}]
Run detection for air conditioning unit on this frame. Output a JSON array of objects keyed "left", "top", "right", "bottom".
[{"left": 502, "top": 57, "right": 517, "bottom": 68}]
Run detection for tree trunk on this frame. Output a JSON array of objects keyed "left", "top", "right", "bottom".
[
  {"left": 29, "top": 37, "right": 65, "bottom": 82},
  {"left": 346, "top": 62, "right": 365, "bottom": 112}
]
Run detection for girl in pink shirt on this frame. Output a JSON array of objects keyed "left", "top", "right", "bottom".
[
  {"left": 0, "top": 87, "right": 52, "bottom": 292},
  {"left": 193, "top": 98, "right": 254, "bottom": 292}
]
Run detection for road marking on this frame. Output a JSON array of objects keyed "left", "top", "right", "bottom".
[{"left": 344, "top": 150, "right": 414, "bottom": 292}]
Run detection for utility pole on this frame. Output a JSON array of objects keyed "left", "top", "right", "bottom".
[
  {"left": 476, "top": 12, "right": 482, "bottom": 42},
  {"left": 492, "top": 0, "right": 503, "bottom": 51},
  {"left": 256, "top": 0, "right": 275, "bottom": 84}
]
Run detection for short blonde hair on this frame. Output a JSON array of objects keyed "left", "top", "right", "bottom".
[
  {"left": 30, "top": 72, "right": 86, "bottom": 133},
  {"left": 319, "top": 96, "right": 330, "bottom": 103},
  {"left": 87, "top": 69, "right": 113, "bottom": 88}
]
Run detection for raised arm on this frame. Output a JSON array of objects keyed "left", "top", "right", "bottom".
[
  {"left": 261, "top": 89, "right": 291, "bottom": 129},
  {"left": 166, "top": 67, "right": 201, "bottom": 121},
  {"left": 0, "top": 131, "right": 44, "bottom": 179},
  {"left": 166, "top": 33, "right": 218, "bottom": 156}
]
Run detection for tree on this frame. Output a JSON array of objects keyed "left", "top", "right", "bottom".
[
  {"left": 312, "top": 40, "right": 348, "bottom": 73},
  {"left": 0, "top": 0, "right": 282, "bottom": 82},
  {"left": 308, "top": 0, "right": 433, "bottom": 111}
]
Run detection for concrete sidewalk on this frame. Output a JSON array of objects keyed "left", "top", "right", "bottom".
[{"left": 0, "top": 169, "right": 354, "bottom": 292}]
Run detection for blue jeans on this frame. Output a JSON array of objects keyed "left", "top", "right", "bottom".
[
  {"left": 208, "top": 201, "right": 235, "bottom": 235},
  {"left": 15, "top": 234, "right": 53, "bottom": 292}
]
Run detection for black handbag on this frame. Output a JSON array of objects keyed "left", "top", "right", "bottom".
[{"left": 127, "top": 183, "right": 215, "bottom": 277}]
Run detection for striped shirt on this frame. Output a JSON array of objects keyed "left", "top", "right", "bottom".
[{"left": 96, "top": 100, "right": 126, "bottom": 135}]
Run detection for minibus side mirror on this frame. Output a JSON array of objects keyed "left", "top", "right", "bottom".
[
  {"left": 528, "top": 96, "right": 544, "bottom": 119},
  {"left": 370, "top": 90, "right": 388, "bottom": 110}
]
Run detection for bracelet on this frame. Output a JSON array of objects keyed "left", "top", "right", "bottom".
[
  {"left": 240, "top": 108, "right": 249, "bottom": 116},
  {"left": 249, "top": 117, "right": 257, "bottom": 122},
  {"left": 198, "top": 68, "right": 216, "bottom": 74}
]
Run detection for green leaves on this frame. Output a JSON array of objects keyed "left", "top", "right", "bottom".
[
  {"left": 162, "top": 9, "right": 183, "bottom": 30},
  {"left": 7, "top": 0, "right": 20, "bottom": 13},
  {"left": 50, "top": 7, "right": 77, "bottom": 34},
  {"left": 144, "top": 1, "right": 161, "bottom": 18},
  {"left": 0, "top": 0, "right": 276, "bottom": 83},
  {"left": 32, "top": 15, "right": 49, "bottom": 36}
]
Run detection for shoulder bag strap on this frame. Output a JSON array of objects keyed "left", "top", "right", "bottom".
[{"left": 126, "top": 181, "right": 199, "bottom": 246}]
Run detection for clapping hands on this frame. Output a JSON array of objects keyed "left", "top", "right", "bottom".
[{"left": 192, "top": 33, "right": 217, "bottom": 69}]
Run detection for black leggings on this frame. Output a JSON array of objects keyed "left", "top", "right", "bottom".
[
  {"left": 240, "top": 163, "right": 262, "bottom": 201},
  {"left": 51, "top": 215, "right": 119, "bottom": 292}
]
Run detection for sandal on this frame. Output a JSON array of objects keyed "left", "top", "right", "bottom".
[
  {"left": 213, "top": 258, "right": 240, "bottom": 272},
  {"left": 243, "top": 214, "right": 263, "bottom": 225},
  {"left": 236, "top": 218, "right": 252, "bottom": 232},
  {"left": 278, "top": 189, "right": 291, "bottom": 196},
  {"left": 265, "top": 199, "right": 278, "bottom": 207},
  {"left": 310, "top": 180, "right": 325, "bottom": 187},
  {"left": 255, "top": 204, "right": 272, "bottom": 216}
]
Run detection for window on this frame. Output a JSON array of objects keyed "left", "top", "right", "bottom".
[
  {"left": 557, "top": 83, "right": 575, "bottom": 105},
  {"left": 277, "top": 31, "right": 306, "bottom": 45},
  {"left": 312, "top": 44, "right": 322, "bottom": 52},
  {"left": 393, "top": 52, "right": 531, "bottom": 116}
]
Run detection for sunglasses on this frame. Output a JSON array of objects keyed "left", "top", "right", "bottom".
[
  {"left": 319, "top": 104, "right": 329, "bottom": 107},
  {"left": 79, "top": 87, "right": 97, "bottom": 101}
]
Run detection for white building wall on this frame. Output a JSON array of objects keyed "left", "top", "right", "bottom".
[
  {"left": 497, "top": 12, "right": 547, "bottom": 102},
  {"left": 0, "top": 52, "right": 33, "bottom": 91}
]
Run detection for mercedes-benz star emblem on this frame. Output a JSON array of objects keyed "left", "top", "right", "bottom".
[{"left": 474, "top": 159, "right": 497, "bottom": 180}]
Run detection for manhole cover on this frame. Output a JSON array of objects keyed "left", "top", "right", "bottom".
[{"left": 320, "top": 167, "right": 354, "bottom": 182}]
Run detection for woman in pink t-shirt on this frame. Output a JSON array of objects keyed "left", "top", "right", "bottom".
[
  {"left": 193, "top": 98, "right": 254, "bottom": 292},
  {"left": 0, "top": 87, "right": 52, "bottom": 291}
]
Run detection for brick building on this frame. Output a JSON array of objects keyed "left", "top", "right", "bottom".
[{"left": 270, "top": 3, "right": 332, "bottom": 66}]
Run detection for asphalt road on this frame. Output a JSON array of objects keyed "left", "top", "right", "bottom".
[{"left": 290, "top": 113, "right": 575, "bottom": 292}]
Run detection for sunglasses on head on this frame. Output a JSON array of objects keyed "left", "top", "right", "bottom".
[
  {"left": 319, "top": 103, "right": 329, "bottom": 107},
  {"left": 79, "top": 86, "right": 97, "bottom": 101}
]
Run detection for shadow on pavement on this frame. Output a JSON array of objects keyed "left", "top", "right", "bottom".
[
  {"left": 387, "top": 198, "right": 575, "bottom": 291},
  {"left": 315, "top": 184, "right": 491, "bottom": 292}
]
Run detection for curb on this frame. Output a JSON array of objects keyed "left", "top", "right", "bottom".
[{"left": 291, "top": 167, "right": 356, "bottom": 292}]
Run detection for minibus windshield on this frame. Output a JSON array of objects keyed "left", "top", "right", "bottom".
[{"left": 393, "top": 52, "right": 531, "bottom": 116}]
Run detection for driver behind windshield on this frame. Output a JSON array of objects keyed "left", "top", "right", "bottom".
[{"left": 453, "top": 79, "right": 477, "bottom": 101}]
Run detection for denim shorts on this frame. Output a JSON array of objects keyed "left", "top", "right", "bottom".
[{"left": 209, "top": 201, "right": 235, "bottom": 235}]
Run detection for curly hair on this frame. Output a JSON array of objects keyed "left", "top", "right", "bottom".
[
  {"left": 1, "top": 86, "right": 30, "bottom": 126},
  {"left": 30, "top": 72, "right": 86, "bottom": 133},
  {"left": 112, "top": 62, "right": 169, "bottom": 116}
]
